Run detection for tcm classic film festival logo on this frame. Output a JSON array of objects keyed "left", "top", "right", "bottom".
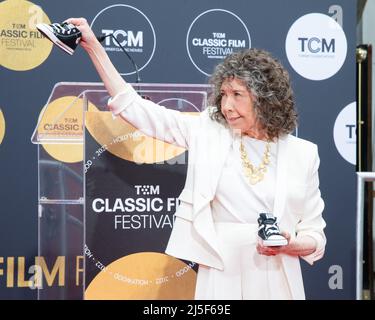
[
  {"left": 285, "top": 13, "right": 347, "bottom": 80},
  {"left": 91, "top": 4, "right": 156, "bottom": 76},
  {"left": 92, "top": 184, "right": 177, "bottom": 230},
  {"left": 186, "top": 9, "right": 251, "bottom": 76},
  {"left": 0, "top": 0, "right": 52, "bottom": 71}
]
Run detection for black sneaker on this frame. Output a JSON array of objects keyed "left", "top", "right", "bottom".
[
  {"left": 257, "top": 213, "right": 288, "bottom": 246},
  {"left": 36, "top": 22, "right": 81, "bottom": 55}
]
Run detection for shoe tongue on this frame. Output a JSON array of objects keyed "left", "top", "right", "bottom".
[
  {"left": 263, "top": 214, "right": 276, "bottom": 224},
  {"left": 262, "top": 213, "right": 275, "bottom": 220}
]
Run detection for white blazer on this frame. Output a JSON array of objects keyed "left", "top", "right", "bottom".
[{"left": 108, "top": 83, "right": 327, "bottom": 300}]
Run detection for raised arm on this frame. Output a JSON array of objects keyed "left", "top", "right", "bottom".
[
  {"left": 65, "top": 18, "right": 198, "bottom": 148},
  {"left": 65, "top": 17, "right": 127, "bottom": 97}
]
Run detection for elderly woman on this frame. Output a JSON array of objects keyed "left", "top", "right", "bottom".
[{"left": 43, "top": 18, "right": 327, "bottom": 300}]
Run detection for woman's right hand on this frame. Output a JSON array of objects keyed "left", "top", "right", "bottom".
[
  {"left": 64, "top": 17, "right": 128, "bottom": 97},
  {"left": 64, "top": 17, "right": 99, "bottom": 52}
]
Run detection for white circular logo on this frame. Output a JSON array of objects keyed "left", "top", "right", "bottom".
[
  {"left": 285, "top": 13, "right": 347, "bottom": 80},
  {"left": 186, "top": 9, "right": 251, "bottom": 76},
  {"left": 333, "top": 102, "right": 356, "bottom": 165},
  {"left": 91, "top": 4, "right": 156, "bottom": 76}
]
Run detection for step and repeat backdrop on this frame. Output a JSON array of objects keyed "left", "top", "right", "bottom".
[{"left": 0, "top": 0, "right": 356, "bottom": 299}]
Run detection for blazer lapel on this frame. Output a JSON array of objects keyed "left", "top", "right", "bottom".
[
  {"left": 191, "top": 124, "right": 233, "bottom": 268},
  {"left": 193, "top": 124, "right": 233, "bottom": 201},
  {"left": 208, "top": 126, "right": 233, "bottom": 197},
  {"left": 273, "top": 134, "right": 288, "bottom": 221}
]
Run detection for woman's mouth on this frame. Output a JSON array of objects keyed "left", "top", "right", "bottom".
[{"left": 227, "top": 116, "right": 241, "bottom": 122}]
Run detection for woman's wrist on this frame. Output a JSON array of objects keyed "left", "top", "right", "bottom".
[
  {"left": 281, "top": 235, "right": 317, "bottom": 257},
  {"left": 85, "top": 40, "right": 104, "bottom": 56}
]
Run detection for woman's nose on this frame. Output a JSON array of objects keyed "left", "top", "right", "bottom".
[
  {"left": 222, "top": 101, "right": 234, "bottom": 112},
  {"left": 221, "top": 96, "right": 234, "bottom": 111}
]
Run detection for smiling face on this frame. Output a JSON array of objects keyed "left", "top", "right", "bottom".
[{"left": 220, "top": 77, "right": 265, "bottom": 139}]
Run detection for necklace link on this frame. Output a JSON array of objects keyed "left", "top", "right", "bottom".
[{"left": 240, "top": 137, "right": 271, "bottom": 185}]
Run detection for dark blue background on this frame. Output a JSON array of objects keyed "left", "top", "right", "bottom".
[{"left": 0, "top": 0, "right": 356, "bottom": 299}]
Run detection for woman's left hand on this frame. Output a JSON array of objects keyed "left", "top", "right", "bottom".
[{"left": 256, "top": 231, "right": 291, "bottom": 256}]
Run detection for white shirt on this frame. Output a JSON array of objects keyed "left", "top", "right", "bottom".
[{"left": 212, "top": 135, "right": 278, "bottom": 223}]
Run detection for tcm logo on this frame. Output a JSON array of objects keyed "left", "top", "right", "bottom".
[
  {"left": 298, "top": 37, "right": 335, "bottom": 54},
  {"left": 345, "top": 124, "right": 356, "bottom": 139},
  {"left": 285, "top": 13, "right": 347, "bottom": 80},
  {"left": 101, "top": 29, "right": 143, "bottom": 47},
  {"left": 333, "top": 102, "right": 356, "bottom": 165},
  {"left": 91, "top": 4, "right": 156, "bottom": 75},
  {"left": 135, "top": 185, "right": 159, "bottom": 196}
]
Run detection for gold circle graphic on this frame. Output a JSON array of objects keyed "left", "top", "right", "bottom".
[
  {"left": 85, "top": 252, "right": 196, "bottom": 300},
  {"left": 0, "top": 109, "right": 5, "bottom": 145},
  {"left": 85, "top": 111, "right": 194, "bottom": 164},
  {"left": 38, "top": 96, "right": 97, "bottom": 163},
  {"left": 0, "top": 0, "right": 52, "bottom": 71}
]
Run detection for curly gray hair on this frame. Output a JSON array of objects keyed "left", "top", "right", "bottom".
[{"left": 209, "top": 48, "right": 297, "bottom": 140}]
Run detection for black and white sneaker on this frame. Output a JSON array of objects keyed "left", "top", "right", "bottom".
[
  {"left": 36, "top": 22, "right": 81, "bottom": 55},
  {"left": 257, "top": 213, "right": 288, "bottom": 246}
]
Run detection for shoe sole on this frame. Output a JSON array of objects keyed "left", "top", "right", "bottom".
[
  {"left": 260, "top": 238, "right": 288, "bottom": 246},
  {"left": 36, "top": 24, "right": 74, "bottom": 55}
]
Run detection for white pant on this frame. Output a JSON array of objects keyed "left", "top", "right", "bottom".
[{"left": 194, "top": 222, "right": 292, "bottom": 300}]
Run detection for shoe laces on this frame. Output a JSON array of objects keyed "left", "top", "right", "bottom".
[
  {"left": 52, "top": 22, "right": 76, "bottom": 35},
  {"left": 259, "top": 218, "right": 281, "bottom": 236},
  {"left": 264, "top": 223, "right": 280, "bottom": 236}
]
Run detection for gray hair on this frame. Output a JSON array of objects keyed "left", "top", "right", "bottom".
[{"left": 209, "top": 48, "right": 297, "bottom": 140}]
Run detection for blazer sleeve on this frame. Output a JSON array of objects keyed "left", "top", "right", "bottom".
[
  {"left": 107, "top": 83, "right": 199, "bottom": 149},
  {"left": 295, "top": 144, "right": 327, "bottom": 265}
]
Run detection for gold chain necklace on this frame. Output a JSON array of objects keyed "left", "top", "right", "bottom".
[{"left": 239, "top": 136, "right": 271, "bottom": 185}]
